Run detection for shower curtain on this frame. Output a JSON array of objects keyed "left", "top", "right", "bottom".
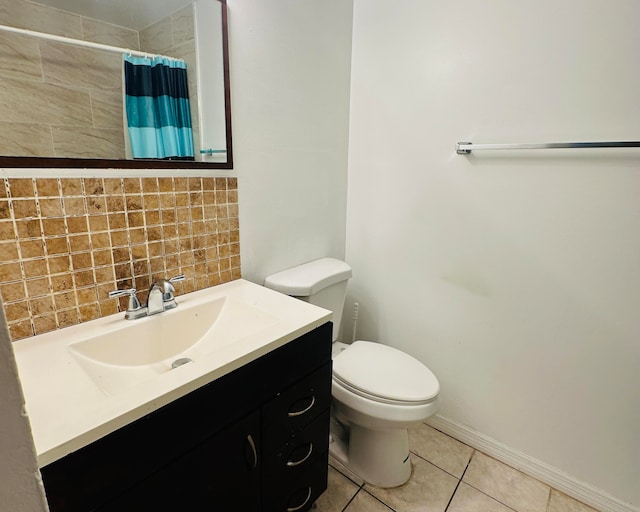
[{"left": 124, "top": 55, "right": 194, "bottom": 160}]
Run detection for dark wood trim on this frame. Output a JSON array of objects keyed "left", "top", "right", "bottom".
[
  {"left": 0, "top": 155, "right": 233, "bottom": 170},
  {"left": 220, "top": 0, "right": 234, "bottom": 169}
]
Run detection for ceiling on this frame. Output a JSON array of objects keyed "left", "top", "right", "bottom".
[{"left": 30, "top": 0, "right": 194, "bottom": 30}]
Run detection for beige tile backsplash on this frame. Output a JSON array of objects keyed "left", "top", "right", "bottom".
[{"left": 0, "top": 177, "right": 241, "bottom": 341}]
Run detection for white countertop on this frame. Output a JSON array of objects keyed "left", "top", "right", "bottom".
[{"left": 12, "top": 279, "right": 331, "bottom": 467}]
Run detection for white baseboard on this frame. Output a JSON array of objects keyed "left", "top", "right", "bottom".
[{"left": 427, "top": 415, "right": 638, "bottom": 512}]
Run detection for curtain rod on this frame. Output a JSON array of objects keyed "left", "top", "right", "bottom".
[
  {"left": 0, "top": 23, "right": 181, "bottom": 61},
  {"left": 456, "top": 141, "right": 640, "bottom": 154}
]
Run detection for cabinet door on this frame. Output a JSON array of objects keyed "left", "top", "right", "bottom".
[{"left": 98, "top": 410, "right": 261, "bottom": 512}]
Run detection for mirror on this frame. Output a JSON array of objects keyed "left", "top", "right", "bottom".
[{"left": 0, "top": 0, "right": 232, "bottom": 169}]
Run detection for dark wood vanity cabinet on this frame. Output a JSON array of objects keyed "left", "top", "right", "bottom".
[{"left": 41, "top": 322, "right": 332, "bottom": 512}]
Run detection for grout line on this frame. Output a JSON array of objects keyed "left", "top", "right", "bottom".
[
  {"left": 340, "top": 488, "right": 360, "bottom": 512},
  {"left": 545, "top": 489, "right": 552, "bottom": 512},
  {"left": 328, "top": 459, "right": 365, "bottom": 488},
  {"left": 354, "top": 488, "right": 396, "bottom": 512},
  {"left": 409, "top": 448, "right": 471, "bottom": 481},
  {"left": 443, "top": 450, "right": 474, "bottom": 512},
  {"left": 459, "top": 482, "right": 520, "bottom": 512},
  {"left": 452, "top": 450, "right": 519, "bottom": 512}
]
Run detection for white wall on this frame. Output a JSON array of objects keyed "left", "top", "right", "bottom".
[
  {"left": 0, "top": 303, "right": 49, "bottom": 511},
  {"left": 347, "top": 0, "right": 640, "bottom": 509},
  {"left": 229, "top": 0, "right": 353, "bottom": 284}
]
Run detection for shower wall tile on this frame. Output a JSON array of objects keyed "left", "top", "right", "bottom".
[
  {"left": 172, "top": 5, "right": 195, "bottom": 47},
  {"left": 81, "top": 17, "right": 140, "bottom": 50},
  {"left": 1, "top": 0, "right": 202, "bottom": 161},
  {"left": 40, "top": 41, "right": 122, "bottom": 90},
  {"left": 0, "top": 122, "right": 54, "bottom": 157},
  {"left": 139, "top": 17, "right": 174, "bottom": 55},
  {"left": 0, "top": 78, "right": 93, "bottom": 126},
  {"left": 90, "top": 89, "right": 124, "bottom": 131},
  {"left": 51, "top": 127, "right": 125, "bottom": 159},
  {"left": 0, "top": 177, "right": 241, "bottom": 342},
  {"left": 0, "top": 32, "right": 43, "bottom": 82},
  {"left": 0, "top": 0, "right": 127, "bottom": 160},
  {"left": 0, "top": 0, "right": 83, "bottom": 39},
  {"left": 0, "top": 2, "right": 20, "bottom": 27}
]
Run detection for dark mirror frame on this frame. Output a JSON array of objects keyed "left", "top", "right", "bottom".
[{"left": 0, "top": 0, "right": 232, "bottom": 170}]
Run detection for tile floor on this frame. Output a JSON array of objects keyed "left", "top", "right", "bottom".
[{"left": 314, "top": 422, "right": 600, "bottom": 512}]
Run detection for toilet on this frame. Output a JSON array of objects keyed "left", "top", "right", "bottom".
[{"left": 264, "top": 258, "right": 439, "bottom": 488}]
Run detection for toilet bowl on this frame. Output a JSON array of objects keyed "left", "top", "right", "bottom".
[
  {"left": 330, "top": 340, "right": 439, "bottom": 487},
  {"left": 264, "top": 258, "right": 440, "bottom": 488}
]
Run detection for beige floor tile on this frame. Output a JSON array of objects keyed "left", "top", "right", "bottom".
[
  {"left": 547, "top": 490, "right": 599, "bottom": 512},
  {"left": 463, "top": 452, "right": 550, "bottom": 512},
  {"left": 345, "top": 490, "right": 394, "bottom": 511},
  {"left": 409, "top": 423, "right": 475, "bottom": 477},
  {"left": 365, "top": 455, "right": 458, "bottom": 512},
  {"left": 329, "top": 454, "right": 366, "bottom": 486},
  {"left": 447, "top": 482, "right": 514, "bottom": 512},
  {"left": 314, "top": 466, "right": 361, "bottom": 512}
]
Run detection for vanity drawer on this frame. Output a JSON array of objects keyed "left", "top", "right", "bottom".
[
  {"left": 263, "top": 362, "right": 332, "bottom": 447},
  {"left": 264, "top": 408, "right": 330, "bottom": 484},
  {"left": 263, "top": 452, "right": 329, "bottom": 512}
]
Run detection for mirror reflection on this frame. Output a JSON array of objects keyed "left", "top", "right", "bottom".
[{"left": 0, "top": 0, "right": 231, "bottom": 168}]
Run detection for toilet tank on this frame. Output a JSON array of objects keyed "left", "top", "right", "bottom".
[{"left": 263, "top": 258, "right": 352, "bottom": 342}]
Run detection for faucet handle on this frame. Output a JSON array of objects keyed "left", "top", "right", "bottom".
[
  {"left": 169, "top": 274, "right": 186, "bottom": 284},
  {"left": 108, "top": 288, "right": 147, "bottom": 320}
]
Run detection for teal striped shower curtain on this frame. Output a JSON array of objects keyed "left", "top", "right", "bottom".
[{"left": 124, "top": 55, "right": 194, "bottom": 160}]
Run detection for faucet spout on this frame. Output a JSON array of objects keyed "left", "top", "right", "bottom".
[
  {"left": 147, "top": 274, "right": 186, "bottom": 315},
  {"left": 146, "top": 284, "right": 166, "bottom": 315}
]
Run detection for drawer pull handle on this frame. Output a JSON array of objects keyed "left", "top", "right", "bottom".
[
  {"left": 286, "top": 443, "right": 313, "bottom": 467},
  {"left": 287, "top": 486, "right": 312, "bottom": 512},
  {"left": 288, "top": 395, "right": 316, "bottom": 417},
  {"left": 246, "top": 434, "right": 257, "bottom": 471}
]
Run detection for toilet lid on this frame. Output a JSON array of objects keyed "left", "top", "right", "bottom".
[{"left": 333, "top": 341, "right": 439, "bottom": 403}]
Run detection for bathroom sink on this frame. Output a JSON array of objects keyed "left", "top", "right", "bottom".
[
  {"left": 69, "top": 298, "right": 224, "bottom": 366},
  {"left": 13, "top": 278, "right": 332, "bottom": 466},
  {"left": 68, "top": 294, "right": 279, "bottom": 394}
]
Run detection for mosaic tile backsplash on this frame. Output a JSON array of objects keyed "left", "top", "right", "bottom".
[{"left": 0, "top": 177, "right": 240, "bottom": 341}]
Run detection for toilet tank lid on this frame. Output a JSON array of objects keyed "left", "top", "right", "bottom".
[{"left": 264, "top": 258, "right": 352, "bottom": 296}]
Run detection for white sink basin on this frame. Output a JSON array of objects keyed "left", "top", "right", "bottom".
[
  {"left": 68, "top": 295, "right": 279, "bottom": 394},
  {"left": 70, "top": 298, "right": 225, "bottom": 366}
]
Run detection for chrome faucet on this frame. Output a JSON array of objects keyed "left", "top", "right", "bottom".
[
  {"left": 147, "top": 274, "right": 185, "bottom": 315},
  {"left": 109, "top": 274, "right": 186, "bottom": 320}
]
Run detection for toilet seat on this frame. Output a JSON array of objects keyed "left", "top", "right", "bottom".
[{"left": 332, "top": 341, "right": 439, "bottom": 405}]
